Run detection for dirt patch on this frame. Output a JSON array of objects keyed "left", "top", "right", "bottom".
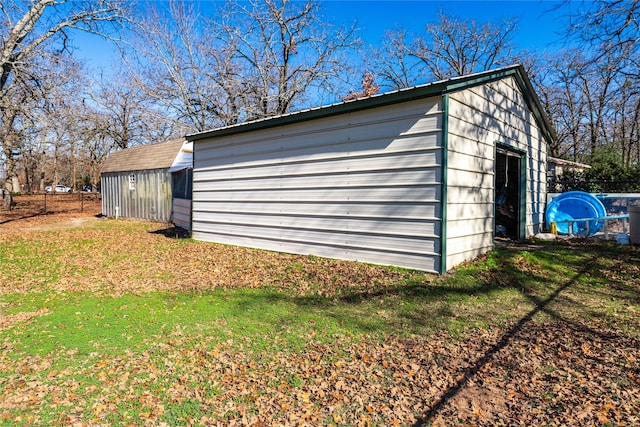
[
  {"left": 11, "top": 216, "right": 100, "bottom": 232},
  {"left": 447, "top": 383, "right": 509, "bottom": 420},
  {"left": 0, "top": 194, "right": 102, "bottom": 229}
]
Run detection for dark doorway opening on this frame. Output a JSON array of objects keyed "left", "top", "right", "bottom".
[{"left": 495, "top": 149, "right": 521, "bottom": 239}]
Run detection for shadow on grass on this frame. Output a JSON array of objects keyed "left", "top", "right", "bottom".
[
  {"left": 149, "top": 226, "right": 191, "bottom": 239},
  {"left": 409, "top": 241, "right": 640, "bottom": 425},
  {"left": 280, "top": 241, "right": 640, "bottom": 338},
  {"left": 229, "top": 240, "right": 638, "bottom": 423},
  {"left": 412, "top": 253, "right": 596, "bottom": 424},
  {"left": 0, "top": 210, "right": 51, "bottom": 225}
]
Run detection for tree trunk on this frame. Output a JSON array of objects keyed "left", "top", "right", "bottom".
[
  {"left": 2, "top": 127, "right": 19, "bottom": 209},
  {"left": 3, "top": 183, "right": 14, "bottom": 210}
]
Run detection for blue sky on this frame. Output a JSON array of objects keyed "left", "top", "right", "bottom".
[
  {"left": 74, "top": 1, "right": 571, "bottom": 72},
  {"left": 320, "top": 1, "right": 566, "bottom": 50}
]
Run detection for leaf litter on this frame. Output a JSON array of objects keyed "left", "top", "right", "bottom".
[{"left": 0, "top": 206, "right": 639, "bottom": 425}]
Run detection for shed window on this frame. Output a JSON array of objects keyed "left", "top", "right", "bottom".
[
  {"left": 128, "top": 174, "right": 135, "bottom": 190},
  {"left": 172, "top": 169, "right": 192, "bottom": 199}
]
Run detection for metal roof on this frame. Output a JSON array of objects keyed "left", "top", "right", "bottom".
[
  {"left": 548, "top": 157, "right": 591, "bottom": 169},
  {"left": 101, "top": 138, "right": 185, "bottom": 174},
  {"left": 186, "top": 64, "right": 557, "bottom": 146}
]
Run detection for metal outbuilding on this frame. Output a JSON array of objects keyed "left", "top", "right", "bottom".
[
  {"left": 101, "top": 139, "right": 193, "bottom": 228},
  {"left": 186, "top": 65, "right": 554, "bottom": 273}
]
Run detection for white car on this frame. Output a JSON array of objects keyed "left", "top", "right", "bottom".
[{"left": 46, "top": 185, "right": 72, "bottom": 193}]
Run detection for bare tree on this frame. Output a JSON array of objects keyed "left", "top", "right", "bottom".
[
  {"left": 411, "top": 13, "right": 517, "bottom": 80},
  {"left": 129, "top": 1, "right": 225, "bottom": 133},
  {"left": 0, "top": 0, "right": 124, "bottom": 94},
  {"left": 566, "top": 0, "right": 639, "bottom": 73},
  {"left": 0, "top": 0, "right": 127, "bottom": 202},
  {"left": 572, "top": 0, "right": 640, "bottom": 169},
  {"left": 366, "top": 28, "right": 417, "bottom": 90},
  {"left": 131, "top": 0, "right": 359, "bottom": 132},
  {"left": 532, "top": 46, "right": 640, "bottom": 172},
  {"left": 26, "top": 57, "right": 87, "bottom": 191},
  {"left": 218, "top": 0, "right": 359, "bottom": 119},
  {"left": 1, "top": 86, "right": 29, "bottom": 204},
  {"left": 89, "top": 70, "right": 176, "bottom": 150},
  {"left": 612, "top": 76, "right": 640, "bottom": 167},
  {"left": 537, "top": 0, "right": 640, "bottom": 171},
  {"left": 368, "top": 12, "right": 517, "bottom": 88},
  {"left": 527, "top": 50, "right": 590, "bottom": 160}
]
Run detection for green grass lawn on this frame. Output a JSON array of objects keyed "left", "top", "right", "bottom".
[{"left": 1, "top": 218, "right": 639, "bottom": 426}]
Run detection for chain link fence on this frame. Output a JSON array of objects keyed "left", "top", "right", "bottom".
[
  {"left": 0, "top": 192, "right": 102, "bottom": 224},
  {"left": 548, "top": 178, "right": 640, "bottom": 194}
]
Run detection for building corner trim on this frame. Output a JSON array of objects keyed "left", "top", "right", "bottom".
[{"left": 440, "top": 94, "right": 449, "bottom": 275}]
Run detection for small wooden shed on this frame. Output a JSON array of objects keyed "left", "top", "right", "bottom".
[
  {"left": 101, "top": 139, "right": 193, "bottom": 227},
  {"left": 187, "top": 65, "right": 554, "bottom": 273},
  {"left": 547, "top": 157, "right": 591, "bottom": 192}
]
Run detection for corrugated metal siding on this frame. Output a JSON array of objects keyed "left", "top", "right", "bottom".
[
  {"left": 193, "top": 98, "right": 443, "bottom": 272},
  {"left": 172, "top": 198, "right": 192, "bottom": 230},
  {"left": 446, "top": 77, "right": 547, "bottom": 269},
  {"left": 101, "top": 169, "right": 172, "bottom": 222}
]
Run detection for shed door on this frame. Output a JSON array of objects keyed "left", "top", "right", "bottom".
[{"left": 495, "top": 147, "right": 523, "bottom": 239}]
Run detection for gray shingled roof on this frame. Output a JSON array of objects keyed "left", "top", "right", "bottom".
[{"left": 101, "top": 139, "right": 184, "bottom": 173}]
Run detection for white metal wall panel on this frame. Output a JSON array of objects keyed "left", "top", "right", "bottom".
[
  {"left": 195, "top": 201, "right": 440, "bottom": 220},
  {"left": 193, "top": 98, "right": 443, "bottom": 272},
  {"left": 172, "top": 198, "right": 192, "bottom": 230},
  {"left": 446, "top": 76, "right": 547, "bottom": 269},
  {"left": 101, "top": 169, "right": 172, "bottom": 222},
  {"left": 446, "top": 233, "right": 495, "bottom": 270}
]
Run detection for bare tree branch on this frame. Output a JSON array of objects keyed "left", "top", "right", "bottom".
[
  {"left": 410, "top": 12, "right": 517, "bottom": 80},
  {"left": 367, "top": 12, "right": 517, "bottom": 88},
  {"left": 0, "top": 0, "right": 127, "bottom": 194},
  {"left": 130, "top": 0, "right": 359, "bottom": 131}
]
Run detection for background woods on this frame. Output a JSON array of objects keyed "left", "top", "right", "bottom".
[
  {"left": 1, "top": 0, "right": 639, "bottom": 197},
  {"left": 0, "top": 0, "right": 127, "bottom": 206}
]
